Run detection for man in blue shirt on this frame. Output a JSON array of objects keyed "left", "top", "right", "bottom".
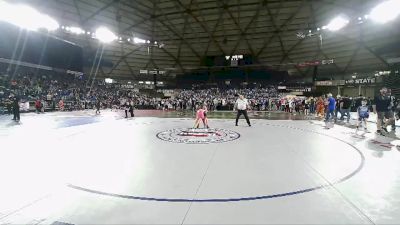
[{"left": 325, "top": 93, "right": 336, "bottom": 122}]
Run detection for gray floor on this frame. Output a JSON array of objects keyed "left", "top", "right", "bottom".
[{"left": 0, "top": 110, "right": 399, "bottom": 224}]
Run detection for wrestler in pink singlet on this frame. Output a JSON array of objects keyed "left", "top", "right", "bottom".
[{"left": 196, "top": 109, "right": 205, "bottom": 120}]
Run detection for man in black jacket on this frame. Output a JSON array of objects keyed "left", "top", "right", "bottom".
[
  {"left": 340, "top": 95, "right": 352, "bottom": 123},
  {"left": 95, "top": 99, "right": 101, "bottom": 114},
  {"left": 12, "top": 96, "right": 20, "bottom": 121},
  {"left": 373, "top": 87, "right": 395, "bottom": 134},
  {"left": 129, "top": 100, "right": 134, "bottom": 117},
  {"left": 124, "top": 100, "right": 134, "bottom": 118}
]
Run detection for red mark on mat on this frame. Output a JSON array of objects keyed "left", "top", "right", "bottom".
[{"left": 370, "top": 140, "right": 395, "bottom": 149}]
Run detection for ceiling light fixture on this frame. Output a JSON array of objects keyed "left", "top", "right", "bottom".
[
  {"left": 95, "top": 27, "right": 117, "bottom": 43},
  {"left": 0, "top": 2, "right": 59, "bottom": 31},
  {"left": 326, "top": 16, "right": 349, "bottom": 31},
  {"left": 370, "top": 0, "right": 400, "bottom": 24}
]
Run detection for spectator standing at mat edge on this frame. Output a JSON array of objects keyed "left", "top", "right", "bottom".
[
  {"left": 325, "top": 93, "right": 336, "bottom": 122},
  {"left": 340, "top": 95, "right": 352, "bottom": 123},
  {"left": 335, "top": 95, "right": 341, "bottom": 120},
  {"left": 12, "top": 96, "right": 20, "bottom": 122},
  {"left": 373, "top": 87, "right": 395, "bottom": 135},
  {"left": 387, "top": 89, "right": 396, "bottom": 131},
  {"left": 95, "top": 99, "right": 101, "bottom": 114},
  {"left": 234, "top": 95, "right": 251, "bottom": 127},
  {"left": 124, "top": 100, "right": 134, "bottom": 118}
]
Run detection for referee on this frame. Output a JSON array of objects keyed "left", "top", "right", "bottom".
[
  {"left": 234, "top": 95, "right": 251, "bottom": 127},
  {"left": 12, "top": 96, "right": 20, "bottom": 122},
  {"left": 124, "top": 100, "right": 134, "bottom": 118}
]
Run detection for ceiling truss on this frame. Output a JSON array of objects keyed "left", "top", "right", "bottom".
[{"left": 9, "top": 0, "right": 398, "bottom": 79}]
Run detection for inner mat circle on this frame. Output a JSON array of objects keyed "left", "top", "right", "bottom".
[
  {"left": 156, "top": 128, "right": 241, "bottom": 144},
  {"left": 66, "top": 119, "right": 364, "bottom": 202}
]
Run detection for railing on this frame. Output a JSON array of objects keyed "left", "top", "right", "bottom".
[{"left": 1, "top": 101, "right": 290, "bottom": 115}]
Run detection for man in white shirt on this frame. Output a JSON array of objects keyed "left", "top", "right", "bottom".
[{"left": 234, "top": 95, "right": 251, "bottom": 127}]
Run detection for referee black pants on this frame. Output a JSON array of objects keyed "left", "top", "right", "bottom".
[
  {"left": 125, "top": 109, "right": 134, "bottom": 118},
  {"left": 236, "top": 110, "right": 251, "bottom": 125},
  {"left": 13, "top": 108, "right": 20, "bottom": 121}
]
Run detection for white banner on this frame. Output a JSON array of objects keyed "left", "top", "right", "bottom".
[
  {"left": 345, "top": 78, "right": 376, "bottom": 84},
  {"left": 315, "top": 81, "right": 333, "bottom": 86}
]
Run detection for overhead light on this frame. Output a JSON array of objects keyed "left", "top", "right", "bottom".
[
  {"left": 41, "top": 15, "right": 59, "bottom": 31},
  {"left": 351, "top": 75, "right": 357, "bottom": 79},
  {"left": 133, "top": 37, "right": 146, "bottom": 44},
  {"left": 309, "top": 30, "right": 312, "bottom": 33},
  {"left": 321, "top": 25, "right": 328, "bottom": 30},
  {"left": 104, "top": 78, "right": 113, "bottom": 84},
  {"left": 364, "top": 15, "right": 369, "bottom": 19},
  {"left": 65, "top": 26, "right": 71, "bottom": 31},
  {"left": 95, "top": 27, "right": 117, "bottom": 43},
  {"left": 358, "top": 17, "right": 362, "bottom": 21},
  {"left": 147, "top": 40, "right": 150, "bottom": 44},
  {"left": 317, "top": 27, "right": 320, "bottom": 31},
  {"left": 87, "top": 31, "right": 91, "bottom": 35},
  {"left": 370, "top": 0, "right": 400, "bottom": 24},
  {"left": 127, "top": 38, "right": 131, "bottom": 41},
  {"left": 326, "top": 16, "right": 349, "bottom": 31},
  {"left": 0, "top": 2, "right": 59, "bottom": 31},
  {"left": 69, "top": 27, "right": 84, "bottom": 35}
]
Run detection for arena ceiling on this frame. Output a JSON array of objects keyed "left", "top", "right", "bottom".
[{"left": 8, "top": 0, "right": 400, "bottom": 79}]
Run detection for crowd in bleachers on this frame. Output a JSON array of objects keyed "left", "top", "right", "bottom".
[
  {"left": 0, "top": 72, "right": 156, "bottom": 113},
  {"left": 173, "top": 88, "right": 281, "bottom": 111},
  {"left": 0, "top": 72, "right": 284, "bottom": 113},
  {"left": 2, "top": 72, "right": 396, "bottom": 119}
]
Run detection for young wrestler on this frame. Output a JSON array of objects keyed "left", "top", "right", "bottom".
[
  {"left": 193, "top": 105, "right": 209, "bottom": 128},
  {"left": 356, "top": 99, "right": 370, "bottom": 135}
]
